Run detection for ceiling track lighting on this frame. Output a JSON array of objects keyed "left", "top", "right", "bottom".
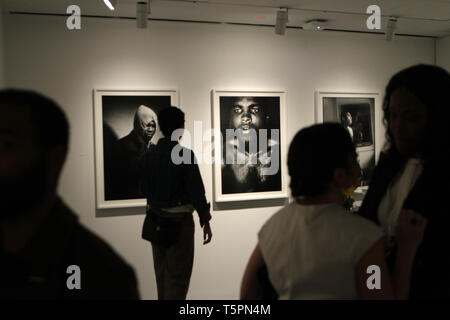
[
  {"left": 302, "top": 19, "right": 328, "bottom": 31},
  {"left": 275, "top": 8, "right": 288, "bottom": 35},
  {"left": 385, "top": 16, "right": 398, "bottom": 42},
  {"left": 103, "top": 0, "right": 118, "bottom": 11},
  {"left": 137, "top": 1, "right": 150, "bottom": 29}
]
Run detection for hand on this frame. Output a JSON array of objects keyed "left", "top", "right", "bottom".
[
  {"left": 203, "top": 222, "right": 212, "bottom": 245},
  {"left": 395, "top": 209, "right": 427, "bottom": 251}
]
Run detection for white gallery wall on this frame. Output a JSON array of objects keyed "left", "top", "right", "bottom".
[
  {"left": 3, "top": 13, "right": 435, "bottom": 299},
  {"left": 437, "top": 36, "right": 450, "bottom": 71}
]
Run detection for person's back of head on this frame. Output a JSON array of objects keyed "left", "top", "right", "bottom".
[
  {"left": 0, "top": 89, "right": 141, "bottom": 299},
  {"left": 0, "top": 89, "right": 69, "bottom": 152},
  {"left": 158, "top": 106, "right": 185, "bottom": 138},
  {"left": 288, "top": 122, "right": 356, "bottom": 198},
  {"left": 0, "top": 89, "right": 69, "bottom": 217}
]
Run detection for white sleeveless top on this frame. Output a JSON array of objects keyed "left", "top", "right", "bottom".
[
  {"left": 258, "top": 201, "right": 382, "bottom": 299},
  {"left": 377, "top": 158, "right": 423, "bottom": 249}
]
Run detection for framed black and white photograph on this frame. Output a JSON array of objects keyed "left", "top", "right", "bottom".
[
  {"left": 94, "top": 89, "right": 178, "bottom": 209},
  {"left": 212, "top": 90, "right": 288, "bottom": 203},
  {"left": 315, "top": 92, "right": 378, "bottom": 187}
]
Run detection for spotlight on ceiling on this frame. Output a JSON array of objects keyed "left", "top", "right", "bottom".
[
  {"left": 302, "top": 19, "right": 328, "bottom": 31},
  {"left": 137, "top": 1, "right": 150, "bottom": 29},
  {"left": 275, "top": 8, "right": 288, "bottom": 35},
  {"left": 104, "top": 0, "right": 118, "bottom": 11},
  {"left": 385, "top": 16, "right": 397, "bottom": 41}
]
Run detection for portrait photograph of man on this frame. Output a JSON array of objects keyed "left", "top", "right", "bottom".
[
  {"left": 321, "top": 95, "right": 376, "bottom": 186},
  {"left": 340, "top": 103, "right": 373, "bottom": 147},
  {"left": 217, "top": 94, "right": 283, "bottom": 197},
  {"left": 94, "top": 90, "right": 178, "bottom": 208}
]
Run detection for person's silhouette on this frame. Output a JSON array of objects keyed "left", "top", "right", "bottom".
[{"left": 0, "top": 89, "right": 139, "bottom": 299}]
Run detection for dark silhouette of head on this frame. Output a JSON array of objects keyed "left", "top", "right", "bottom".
[
  {"left": 158, "top": 106, "right": 185, "bottom": 138},
  {"left": 0, "top": 89, "right": 69, "bottom": 219},
  {"left": 288, "top": 123, "right": 357, "bottom": 197},
  {"left": 382, "top": 64, "right": 450, "bottom": 160}
]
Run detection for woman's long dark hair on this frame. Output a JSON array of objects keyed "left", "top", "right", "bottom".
[{"left": 382, "top": 64, "right": 450, "bottom": 164}]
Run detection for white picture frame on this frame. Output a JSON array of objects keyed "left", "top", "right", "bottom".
[
  {"left": 315, "top": 91, "right": 379, "bottom": 187},
  {"left": 93, "top": 89, "right": 179, "bottom": 209},
  {"left": 212, "top": 90, "right": 288, "bottom": 203}
]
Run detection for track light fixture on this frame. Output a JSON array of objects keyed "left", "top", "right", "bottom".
[
  {"left": 275, "top": 8, "right": 288, "bottom": 35},
  {"left": 104, "top": 0, "right": 118, "bottom": 11},
  {"left": 137, "top": 1, "right": 150, "bottom": 29},
  {"left": 385, "top": 16, "right": 397, "bottom": 41}
]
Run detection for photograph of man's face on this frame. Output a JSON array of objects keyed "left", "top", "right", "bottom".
[
  {"left": 135, "top": 105, "right": 157, "bottom": 144},
  {"left": 341, "top": 111, "right": 352, "bottom": 127},
  {"left": 219, "top": 95, "right": 282, "bottom": 195},
  {"left": 230, "top": 97, "right": 267, "bottom": 132}
]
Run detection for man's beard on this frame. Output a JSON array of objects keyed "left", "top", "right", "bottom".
[{"left": 0, "top": 159, "right": 47, "bottom": 221}]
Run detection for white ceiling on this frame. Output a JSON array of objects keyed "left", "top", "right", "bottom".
[{"left": 3, "top": 0, "right": 450, "bottom": 37}]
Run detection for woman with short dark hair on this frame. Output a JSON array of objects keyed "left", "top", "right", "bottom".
[{"left": 241, "top": 123, "right": 426, "bottom": 299}]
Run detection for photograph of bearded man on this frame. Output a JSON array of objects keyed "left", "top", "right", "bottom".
[{"left": 219, "top": 96, "right": 282, "bottom": 194}]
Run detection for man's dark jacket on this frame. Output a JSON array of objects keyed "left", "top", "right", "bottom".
[
  {"left": 138, "top": 137, "right": 210, "bottom": 227},
  {"left": 0, "top": 198, "right": 139, "bottom": 299}
]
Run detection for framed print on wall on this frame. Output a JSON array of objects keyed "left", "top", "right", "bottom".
[
  {"left": 94, "top": 89, "right": 178, "bottom": 209},
  {"left": 212, "top": 90, "right": 288, "bottom": 203},
  {"left": 315, "top": 91, "right": 378, "bottom": 187}
]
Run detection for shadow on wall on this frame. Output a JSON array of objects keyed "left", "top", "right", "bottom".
[{"left": 213, "top": 198, "right": 288, "bottom": 211}]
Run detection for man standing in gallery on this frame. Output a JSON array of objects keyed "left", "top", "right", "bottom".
[
  {"left": 0, "top": 89, "right": 139, "bottom": 299},
  {"left": 139, "top": 106, "right": 212, "bottom": 300}
]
